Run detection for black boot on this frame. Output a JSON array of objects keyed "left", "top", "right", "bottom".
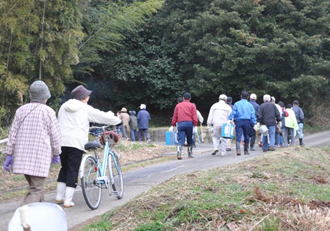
[
  {"left": 250, "top": 135, "right": 256, "bottom": 151},
  {"left": 236, "top": 142, "right": 241, "bottom": 156},
  {"left": 244, "top": 143, "right": 250, "bottom": 155},
  {"left": 299, "top": 138, "right": 304, "bottom": 146},
  {"left": 188, "top": 146, "right": 193, "bottom": 158}
]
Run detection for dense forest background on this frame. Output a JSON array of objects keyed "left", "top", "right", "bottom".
[{"left": 1, "top": 0, "right": 330, "bottom": 131}]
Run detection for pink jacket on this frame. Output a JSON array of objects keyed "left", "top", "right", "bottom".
[{"left": 5, "top": 103, "right": 61, "bottom": 177}]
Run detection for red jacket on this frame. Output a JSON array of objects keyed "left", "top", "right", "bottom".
[{"left": 171, "top": 100, "right": 198, "bottom": 126}]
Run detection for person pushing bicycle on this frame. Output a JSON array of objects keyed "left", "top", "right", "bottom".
[{"left": 55, "top": 85, "right": 121, "bottom": 208}]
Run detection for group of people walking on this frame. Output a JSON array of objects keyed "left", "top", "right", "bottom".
[
  {"left": 117, "top": 104, "right": 151, "bottom": 142},
  {"left": 171, "top": 90, "right": 305, "bottom": 159},
  {"left": 3, "top": 81, "right": 305, "bottom": 207},
  {"left": 3, "top": 81, "right": 122, "bottom": 207}
]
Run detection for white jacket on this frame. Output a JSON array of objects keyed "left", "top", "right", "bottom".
[
  {"left": 58, "top": 99, "right": 121, "bottom": 151},
  {"left": 207, "top": 100, "right": 232, "bottom": 126}
]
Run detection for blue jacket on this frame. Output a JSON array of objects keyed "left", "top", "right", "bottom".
[
  {"left": 292, "top": 105, "right": 304, "bottom": 123},
  {"left": 229, "top": 99, "right": 256, "bottom": 124},
  {"left": 137, "top": 109, "right": 151, "bottom": 129},
  {"left": 249, "top": 100, "right": 259, "bottom": 116}
]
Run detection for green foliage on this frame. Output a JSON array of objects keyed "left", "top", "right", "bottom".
[
  {"left": 98, "top": 0, "right": 330, "bottom": 113},
  {"left": 75, "top": 0, "right": 164, "bottom": 74},
  {"left": 134, "top": 222, "right": 167, "bottom": 231},
  {"left": 0, "top": 0, "right": 83, "bottom": 126}
]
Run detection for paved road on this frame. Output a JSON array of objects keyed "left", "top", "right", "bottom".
[{"left": 1, "top": 131, "right": 329, "bottom": 230}]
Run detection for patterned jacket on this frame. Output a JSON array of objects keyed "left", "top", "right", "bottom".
[{"left": 5, "top": 103, "right": 61, "bottom": 177}]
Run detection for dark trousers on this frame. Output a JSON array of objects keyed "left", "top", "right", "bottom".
[
  {"left": 250, "top": 129, "right": 256, "bottom": 148},
  {"left": 235, "top": 119, "right": 251, "bottom": 145},
  {"left": 177, "top": 121, "right": 193, "bottom": 146},
  {"left": 57, "top": 147, "right": 84, "bottom": 188},
  {"left": 138, "top": 128, "right": 149, "bottom": 141}
]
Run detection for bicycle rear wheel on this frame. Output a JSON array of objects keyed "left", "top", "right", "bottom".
[
  {"left": 109, "top": 151, "right": 124, "bottom": 199},
  {"left": 81, "top": 155, "right": 102, "bottom": 210}
]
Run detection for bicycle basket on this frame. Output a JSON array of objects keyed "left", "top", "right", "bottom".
[{"left": 99, "top": 131, "right": 120, "bottom": 146}]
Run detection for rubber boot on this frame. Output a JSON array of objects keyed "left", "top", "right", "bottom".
[
  {"left": 236, "top": 142, "right": 241, "bottom": 156},
  {"left": 244, "top": 143, "right": 250, "bottom": 155},
  {"left": 55, "top": 182, "right": 66, "bottom": 204},
  {"left": 188, "top": 146, "right": 193, "bottom": 158},
  {"left": 177, "top": 145, "right": 182, "bottom": 160},
  {"left": 299, "top": 138, "right": 304, "bottom": 146},
  {"left": 63, "top": 187, "right": 75, "bottom": 208}
]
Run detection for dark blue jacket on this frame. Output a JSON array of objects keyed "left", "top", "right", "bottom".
[
  {"left": 249, "top": 100, "right": 260, "bottom": 116},
  {"left": 137, "top": 109, "right": 151, "bottom": 129}
]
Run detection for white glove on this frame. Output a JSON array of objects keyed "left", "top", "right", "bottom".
[
  {"left": 193, "top": 126, "right": 198, "bottom": 133},
  {"left": 169, "top": 126, "right": 174, "bottom": 132}
]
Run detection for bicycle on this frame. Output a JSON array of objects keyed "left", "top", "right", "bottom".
[{"left": 79, "top": 125, "right": 124, "bottom": 210}]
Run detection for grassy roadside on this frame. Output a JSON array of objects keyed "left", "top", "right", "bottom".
[
  {"left": 81, "top": 147, "right": 330, "bottom": 231},
  {"left": 0, "top": 141, "right": 175, "bottom": 201}
]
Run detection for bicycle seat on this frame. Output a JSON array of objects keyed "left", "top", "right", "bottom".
[{"left": 84, "top": 141, "right": 102, "bottom": 150}]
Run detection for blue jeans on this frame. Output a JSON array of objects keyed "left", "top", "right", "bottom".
[
  {"left": 177, "top": 121, "right": 193, "bottom": 146},
  {"left": 235, "top": 120, "right": 251, "bottom": 145},
  {"left": 275, "top": 132, "right": 283, "bottom": 146},
  {"left": 130, "top": 129, "right": 138, "bottom": 141},
  {"left": 262, "top": 125, "right": 276, "bottom": 151}
]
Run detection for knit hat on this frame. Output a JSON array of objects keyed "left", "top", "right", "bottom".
[
  {"left": 250, "top": 93, "right": 257, "bottom": 100},
  {"left": 29, "top": 80, "right": 51, "bottom": 103},
  {"left": 140, "top": 104, "right": 146, "bottom": 109},
  {"left": 71, "top": 85, "right": 92, "bottom": 100},
  {"left": 219, "top": 94, "right": 227, "bottom": 101}
]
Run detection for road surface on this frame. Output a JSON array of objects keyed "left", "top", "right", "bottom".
[{"left": 0, "top": 130, "right": 329, "bottom": 230}]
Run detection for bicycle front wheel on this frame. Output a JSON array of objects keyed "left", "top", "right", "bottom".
[
  {"left": 109, "top": 151, "right": 124, "bottom": 199},
  {"left": 81, "top": 155, "right": 102, "bottom": 210}
]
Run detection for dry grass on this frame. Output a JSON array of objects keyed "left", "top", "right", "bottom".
[{"left": 81, "top": 147, "right": 330, "bottom": 231}]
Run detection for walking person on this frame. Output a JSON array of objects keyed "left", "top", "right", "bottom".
[
  {"left": 226, "top": 96, "right": 234, "bottom": 151},
  {"left": 129, "top": 110, "right": 138, "bottom": 141},
  {"left": 119, "top": 107, "right": 130, "bottom": 139},
  {"left": 3, "top": 80, "right": 61, "bottom": 204},
  {"left": 257, "top": 94, "right": 281, "bottom": 152},
  {"left": 285, "top": 104, "right": 299, "bottom": 145},
  {"left": 292, "top": 100, "right": 305, "bottom": 146},
  {"left": 278, "top": 101, "right": 289, "bottom": 147},
  {"left": 207, "top": 94, "right": 232, "bottom": 156},
  {"left": 271, "top": 97, "right": 284, "bottom": 147},
  {"left": 229, "top": 90, "right": 256, "bottom": 155},
  {"left": 55, "top": 85, "right": 121, "bottom": 208},
  {"left": 137, "top": 104, "right": 151, "bottom": 142},
  {"left": 249, "top": 93, "right": 260, "bottom": 151},
  {"left": 171, "top": 92, "right": 198, "bottom": 159}
]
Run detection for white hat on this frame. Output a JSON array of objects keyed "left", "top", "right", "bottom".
[
  {"left": 263, "top": 94, "right": 271, "bottom": 102},
  {"left": 250, "top": 93, "right": 257, "bottom": 100},
  {"left": 121, "top": 107, "right": 127, "bottom": 112},
  {"left": 219, "top": 94, "right": 227, "bottom": 101},
  {"left": 140, "top": 104, "right": 146, "bottom": 109},
  {"left": 271, "top": 96, "right": 276, "bottom": 102}
]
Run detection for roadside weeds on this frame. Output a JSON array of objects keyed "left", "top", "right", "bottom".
[{"left": 81, "top": 146, "right": 330, "bottom": 231}]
